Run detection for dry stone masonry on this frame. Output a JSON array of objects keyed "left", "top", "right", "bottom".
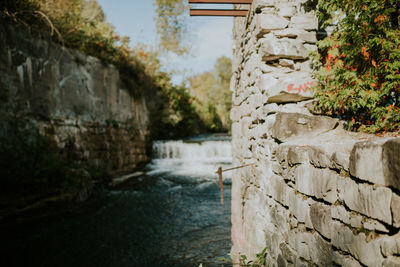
[
  {"left": 230, "top": 0, "right": 400, "bottom": 266},
  {"left": 0, "top": 20, "right": 150, "bottom": 176}
]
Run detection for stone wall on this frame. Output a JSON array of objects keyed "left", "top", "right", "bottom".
[
  {"left": 230, "top": 1, "right": 400, "bottom": 266},
  {"left": 0, "top": 19, "right": 150, "bottom": 176}
]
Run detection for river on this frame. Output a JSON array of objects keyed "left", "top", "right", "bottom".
[{"left": 1, "top": 135, "right": 233, "bottom": 267}]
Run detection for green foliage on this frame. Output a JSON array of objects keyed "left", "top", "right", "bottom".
[
  {"left": 312, "top": 0, "right": 400, "bottom": 133},
  {"left": 154, "top": 0, "right": 189, "bottom": 55},
  {"left": 239, "top": 247, "right": 268, "bottom": 267},
  {"left": 0, "top": 0, "right": 158, "bottom": 98},
  {"left": 148, "top": 83, "right": 207, "bottom": 140},
  {"left": 190, "top": 56, "right": 233, "bottom": 132}
]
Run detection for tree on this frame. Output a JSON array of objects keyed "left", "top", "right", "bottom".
[
  {"left": 189, "top": 56, "right": 232, "bottom": 131},
  {"left": 154, "top": 0, "right": 189, "bottom": 55},
  {"left": 312, "top": 0, "right": 400, "bottom": 133}
]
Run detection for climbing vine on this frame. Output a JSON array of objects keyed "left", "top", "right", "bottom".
[{"left": 311, "top": 0, "right": 400, "bottom": 133}]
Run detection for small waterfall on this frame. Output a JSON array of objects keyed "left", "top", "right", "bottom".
[
  {"left": 152, "top": 140, "right": 232, "bottom": 163},
  {"left": 149, "top": 135, "right": 232, "bottom": 178}
]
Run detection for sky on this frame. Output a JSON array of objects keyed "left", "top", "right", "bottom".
[{"left": 96, "top": 0, "right": 234, "bottom": 85}]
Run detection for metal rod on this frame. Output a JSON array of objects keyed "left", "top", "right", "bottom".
[
  {"left": 190, "top": 9, "right": 248, "bottom": 16},
  {"left": 215, "top": 163, "right": 255, "bottom": 205},
  {"left": 189, "top": 0, "right": 252, "bottom": 3},
  {"left": 217, "top": 167, "right": 224, "bottom": 205},
  {"left": 216, "top": 163, "right": 255, "bottom": 173}
]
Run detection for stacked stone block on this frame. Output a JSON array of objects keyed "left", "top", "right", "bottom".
[{"left": 231, "top": 0, "right": 400, "bottom": 266}]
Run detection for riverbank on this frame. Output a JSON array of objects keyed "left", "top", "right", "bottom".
[{"left": 0, "top": 162, "right": 153, "bottom": 225}]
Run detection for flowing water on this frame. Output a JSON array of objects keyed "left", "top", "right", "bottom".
[{"left": 1, "top": 135, "right": 233, "bottom": 267}]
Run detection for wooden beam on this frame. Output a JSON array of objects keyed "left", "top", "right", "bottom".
[
  {"left": 190, "top": 9, "right": 248, "bottom": 16},
  {"left": 189, "top": 0, "right": 252, "bottom": 4}
]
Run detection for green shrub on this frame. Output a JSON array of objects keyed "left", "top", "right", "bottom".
[
  {"left": 312, "top": 0, "right": 400, "bottom": 133},
  {"left": 0, "top": 0, "right": 158, "bottom": 98}
]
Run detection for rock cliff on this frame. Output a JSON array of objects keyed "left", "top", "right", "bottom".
[{"left": 0, "top": 19, "right": 150, "bottom": 179}]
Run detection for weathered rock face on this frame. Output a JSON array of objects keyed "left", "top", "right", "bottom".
[
  {"left": 231, "top": 1, "right": 400, "bottom": 266},
  {"left": 0, "top": 20, "right": 150, "bottom": 175}
]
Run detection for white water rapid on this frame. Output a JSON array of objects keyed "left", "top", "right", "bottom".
[{"left": 148, "top": 135, "right": 232, "bottom": 179}]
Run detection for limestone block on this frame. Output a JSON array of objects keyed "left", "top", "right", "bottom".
[
  {"left": 255, "top": 14, "right": 289, "bottom": 37},
  {"left": 265, "top": 113, "right": 276, "bottom": 134},
  {"left": 273, "top": 29, "right": 317, "bottom": 44},
  {"left": 381, "top": 233, "right": 400, "bottom": 256},
  {"left": 240, "top": 117, "right": 253, "bottom": 137},
  {"left": 294, "top": 164, "right": 338, "bottom": 203},
  {"left": 248, "top": 123, "right": 270, "bottom": 140},
  {"left": 391, "top": 193, "right": 400, "bottom": 227},
  {"left": 263, "top": 195, "right": 292, "bottom": 235},
  {"left": 363, "top": 218, "right": 389, "bottom": 233},
  {"left": 298, "top": 31, "right": 317, "bottom": 44},
  {"left": 288, "top": 229, "right": 333, "bottom": 265},
  {"left": 239, "top": 102, "right": 253, "bottom": 118},
  {"left": 271, "top": 112, "right": 339, "bottom": 143},
  {"left": 290, "top": 15, "right": 318, "bottom": 31},
  {"left": 286, "top": 146, "right": 309, "bottom": 165},
  {"left": 277, "top": 243, "right": 296, "bottom": 267},
  {"left": 384, "top": 138, "right": 400, "bottom": 189},
  {"left": 279, "top": 102, "right": 313, "bottom": 115},
  {"left": 273, "top": 28, "right": 299, "bottom": 38},
  {"left": 264, "top": 174, "right": 291, "bottom": 207},
  {"left": 267, "top": 92, "right": 313, "bottom": 104},
  {"left": 257, "top": 71, "right": 315, "bottom": 99},
  {"left": 294, "top": 60, "right": 313, "bottom": 72},
  {"left": 304, "top": 44, "right": 317, "bottom": 53},
  {"left": 255, "top": 0, "right": 277, "bottom": 9},
  {"left": 243, "top": 54, "right": 260, "bottom": 76},
  {"left": 349, "top": 137, "right": 400, "bottom": 190},
  {"left": 331, "top": 151, "right": 350, "bottom": 171},
  {"left": 279, "top": 59, "right": 294, "bottom": 68},
  {"left": 259, "top": 63, "right": 278, "bottom": 73},
  {"left": 288, "top": 230, "right": 312, "bottom": 261},
  {"left": 259, "top": 103, "right": 280, "bottom": 117},
  {"left": 274, "top": 145, "right": 289, "bottom": 165},
  {"left": 310, "top": 233, "right": 333, "bottom": 266},
  {"left": 248, "top": 93, "right": 267, "bottom": 110},
  {"left": 294, "top": 258, "right": 309, "bottom": 267},
  {"left": 332, "top": 221, "right": 383, "bottom": 266},
  {"left": 288, "top": 190, "right": 312, "bottom": 227},
  {"left": 331, "top": 205, "right": 351, "bottom": 225},
  {"left": 260, "top": 36, "right": 310, "bottom": 61},
  {"left": 349, "top": 213, "right": 362, "bottom": 228},
  {"left": 272, "top": 162, "right": 284, "bottom": 175},
  {"left": 339, "top": 177, "right": 392, "bottom": 224},
  {"left": 277, "top": 2, "right": 296, "bottom": 17},
  {"left": 332, "top": 251, "right": 363, "bottom": 267},
  {"left": 383, "top": 258, "right": 400, "bottom": 267},
  {"left": 307, "top": 146, "right": 333, "bottom": 168},
  {"left": 310, "top": 202, "right": 332, "bottom": 239}
]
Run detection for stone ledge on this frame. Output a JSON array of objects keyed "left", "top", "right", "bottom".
[
  {"left": 271, "top": 112, "right": 339, "bottom": 142},
  {"left": 274, "top": 125, "right": 370, "bottom": 171},
  {"left": 350, "top": 137, "right": 400, "bottom": 190}
]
